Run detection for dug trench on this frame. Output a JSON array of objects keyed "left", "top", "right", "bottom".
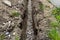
[
  {"left": 0, "top": 0, "right": 50, "bottom": 40},
  {"left": 20, "top": 0, "right": 49, "bottom": 40}
]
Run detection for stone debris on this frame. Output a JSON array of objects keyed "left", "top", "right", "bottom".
[
  {"left": 3, "top": 0, "right": 11, "bottom": 6},
  {"left": 5, "top": 32, "right": 9, "bottom": 35}
]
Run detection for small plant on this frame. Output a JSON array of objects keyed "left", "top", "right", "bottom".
[
  {"left": 11, "top": 10, "right": 20, "bottom": 17},
  {"left": 0, "top": 34, "right": 5, "bottom": 40},
  {"left": 52, "top": 7, "right": 60, "bottom": 21},
  {"left": 55, "top": 15, "right": 60, "bottom": 22},
  {"left": 39, "top": 3, "right": 44, "bottom": 10},
  {"left": 48, "top": 28, "right": 60, "bottom": 40},
  {"left": 52, "top": 7, "right": 60, "bottom": 22},
  {"left": 47, "top": 0, "right": 51, "bottom": 3},
  {"left": 52, "top": 7, "right": 60, "bottom": 15},
  {"left": 48, "top": 7, "right": 60, "bottom": 40},
  {"left": 15, "top": 35, "right": 20, "bottom": 40},
  {"left": 50, "top": 21, "right": 59, "bottom": 27}
]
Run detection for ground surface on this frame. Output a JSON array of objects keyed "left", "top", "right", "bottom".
[{"left": 0, "top": 0, "right": 55, "bottom": 40}]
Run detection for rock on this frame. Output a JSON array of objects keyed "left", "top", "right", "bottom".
[
  {"left": 8, "top": 34, "right": 11, "bottom": 37},
  {"left": 18, "top": 0, "right": 23, "bottom": 4},
  {"left": 5, "top": 32, "right": 9, "bottom": 35},
  {"left": 13, "top": 32, "right": 16, "bottom": 35},
  {"left": 3, "top": 0, "right": 11, "bottom": 6}
]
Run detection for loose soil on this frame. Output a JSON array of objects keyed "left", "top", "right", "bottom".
[{"left": 0, "top": 0, "right": 55, "bottom": 40}]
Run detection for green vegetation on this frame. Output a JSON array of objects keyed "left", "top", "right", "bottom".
[
  {"left": 48, "top": 28, "right": 60, "bottom": 40},
  {"left": 39, "top": 3, "right": 44, "bottom": 10},
  {"left": 15, "top": 35, "right": 20, "bottom": 40},
  {"left": 52, "top": 7, "right": 60, "bottom": 22},
  {"left": 50, "top": 21, "right": 59, "bottom": 27},
  {"left": 48, "top": 7, "right": 60, "bottom": 40},
  {"left": 0, "top": 34, "right": 5, "bottom": 40},
  {"left": 11, "top": 10, "right": 20, "bottom": 17},
  {"left": 47, "top": 0, "right": 51, "bottom": 3}
]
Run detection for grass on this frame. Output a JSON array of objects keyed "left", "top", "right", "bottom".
[
  {"left": 52, "top": 7, "right": 60, "bottom": 22},
  {"left": 0, "top": 34, "right": 5, "bottom": 40},
  {"left": 11, "top": 10, "right": 20, "bottom": 17},
  {"left": 48, "top": 7, "right": 60, "bottom": 40},
  {"left": 39, "top": 3, "right": 44, "bottom": 10},
  {"left": 48, "top": 28, "right": 60, "bottom": 40},
  {"left": 15, "top": 35, "right": 20, "bottom": 40},
  {"left": 50, "top": 21, "right": 59, "bottom": 27}
]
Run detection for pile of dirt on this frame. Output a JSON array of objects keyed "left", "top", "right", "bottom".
[{"left": 0, "top": 0, "right": 54, "bottom": 40}]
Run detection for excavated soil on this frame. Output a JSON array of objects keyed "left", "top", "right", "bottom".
[{"left": 0, "top": 0, "right": 55, "bottom": 40}]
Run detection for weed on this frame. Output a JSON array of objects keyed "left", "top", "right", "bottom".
[
  {"left": 50, "top": 21, "right": 59, "bottom": 27},
  {"left": 52, "top": 7, "right": 60, "bottom": 22},
  {"left": 48, "top": 28, "right": 60, "bottom": 40},
  {"left": 52, "top": 7, "right": 60, "bottom": 15},
  {"left": 48, "top": 7, "right": 60, "bottom": 40},
  {"left": 47, "top": 0, "right": 51, "bottom": 3},
  {"left": 15, "top": 35, "right": 20, "bottom": 40},
  {"left": 55, "top": 15, "right": 60, "bottom": 22},
  {"left": 11, "top": 10, "right": 20, "bottom": 17},
  {"left": 39, "top": 3, "right": 44, "bottom": 10},
  {"left": 0, "top": 34, "right": 5, "bottom": 40}
]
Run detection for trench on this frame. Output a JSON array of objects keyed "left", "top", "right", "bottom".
[{"left": 20, "top": 0, "right": 44, "bottom": 40}]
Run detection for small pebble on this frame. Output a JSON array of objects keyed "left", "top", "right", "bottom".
[
  {"left": 5, "top": 32, "right": 9, "bottom": 35},
  {"left": 3, "top": 23, "right": 6, "bottom": 25},
  {"left": 8, "top": 34, "right": 11, "bottom": 37},
  {"left": 13, "top": 32, "right": 16, "bottom": 35},
  {"left": 8, "top": 21, "right": 11, "bottom": 26}
]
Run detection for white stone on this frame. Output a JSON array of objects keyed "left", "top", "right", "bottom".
[
  {"left": 8, "top": 34, "right": 11, "bottom": 37},
  {"left": 13, "top": 32, "right": 16, "bottom": 35},
  {"left": 50, "top": 0, "right": 60, "bottom": 7},
  {"left": 3, "top": 23, "right": 6, "bottom": 25},
  {"left": 3, "top": 0, "right": 11, "bottom": 6}
]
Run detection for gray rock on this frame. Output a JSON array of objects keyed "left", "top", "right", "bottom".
[{"left": 3, "top": 0, "right": 11, "bottom": 6}]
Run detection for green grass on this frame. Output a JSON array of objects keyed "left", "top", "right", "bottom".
[
  {"left": 48, "top": 7, "right": 60, "bottom": 40},
  {"left": 48, "top": 28, "right": 60, "bottom": 40},
  {"left": 52, "top": 8, "right": 60, "bottom": 15},
  {"left": 15, "top": 35, "right": 20, "bottom": 40},
  {"left": 52, "top": 7, "right": 60, "bottom": 22},
  {"left": 11, "top": 10, "right": 20, "bottom": 17},
  {"left": 0, "top": 34, "right": 5, "bottom": 40},
  {"left": 50, "top": 21, "right": 59, "bottom": 27},
  {"left": 39, "top": 3, "right": 44, "bottom": 10}
]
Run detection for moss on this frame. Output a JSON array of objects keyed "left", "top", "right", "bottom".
[{"left": 52, "top": 7, "right": 60, "bottom": 22}]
